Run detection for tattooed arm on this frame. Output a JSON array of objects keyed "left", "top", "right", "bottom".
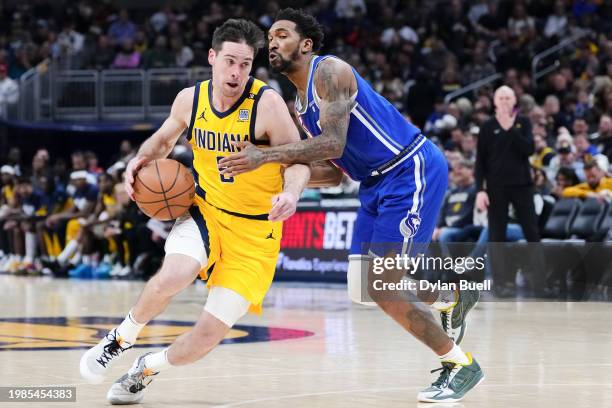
[{"left": 219, "top": 58, "right": 356, "bottom": 175}]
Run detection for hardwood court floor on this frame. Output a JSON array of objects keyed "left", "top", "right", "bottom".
[{"left": 1, "top": 274, "right": 611, "bottom": 408}]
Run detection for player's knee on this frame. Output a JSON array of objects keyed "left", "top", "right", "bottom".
[
  {"left": 347, "top": 256, "right": 377, "bottom": 306},
  {"left": 152, "top": 257, "right": 200, "bottom": 296}
]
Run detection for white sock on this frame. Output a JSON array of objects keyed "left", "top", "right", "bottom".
[
  {"left": 117, "top": 310, "right": 146, "bottom": 344},
  {"left": 25, "top": 232, "right": 37, "bottom": 263},
  {"left": 57, "top": 240, "right": 79, "bottom": 265},
  {"left": 82, "top": 255, "right": 91, "bottom": 265},
  {"left": 439, "top": 343, "right": 469, "bottom": 365},
  {"left": 144, "top": 348, "right": 172, "bottom": 373},
  {"left": 431, "top": 290, "right": 458, "bottom": 311}
]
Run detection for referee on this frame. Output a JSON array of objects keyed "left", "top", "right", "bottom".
[{"left": 475, "top": 86, "right": 541, "bottom": 295}]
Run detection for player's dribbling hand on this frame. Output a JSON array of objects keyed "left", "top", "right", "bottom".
[
  {"left": 124, "top": 156, "right": 148, "bottom": 200},
  {"left": 268, "top": 192, "right": 298, "bottom": 222},
  {"left": 219, "top": 141, "right": 264, "bottom": 177}
]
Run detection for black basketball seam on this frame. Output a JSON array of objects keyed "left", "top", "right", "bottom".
[
  {"left": 151, "top": 203, "right": 192, "bottom": 218},
  {"left": 135, "top": 172, "right": 164, "bottom": 195},
  {"left": 132, "top": 184, "right": 195, "bottom": 204},
  {"left": 154, "top": 160, "right": 173, "bottom": 219},
  {"left": 163, "top": 160, "right": 182, "bottom": 193}
]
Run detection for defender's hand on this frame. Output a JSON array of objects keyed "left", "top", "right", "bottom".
[
  {"left": 268, "top": 192, "right": 298, "bottom": 222},
  {"left": 124, "top": 156, "right": 148, "bottom": 200},
  {"left": 219, "top": 141, "right": 265, "bottom": 177}
]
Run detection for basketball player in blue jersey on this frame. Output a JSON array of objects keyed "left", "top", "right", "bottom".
[{"left": 220, "top": 9, "right": 483, "bottom": 402}]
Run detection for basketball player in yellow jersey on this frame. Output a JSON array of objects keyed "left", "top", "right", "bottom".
[{"left": 79, "top": 19, "right": 311, "bottom": 405}]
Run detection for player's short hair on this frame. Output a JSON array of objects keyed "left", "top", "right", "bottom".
[
  {"left": 275, "top": 8, "right": 324, "bottom": 53},
  {"left": 212, "top": 19, "right": 265, "bottom": 56}
]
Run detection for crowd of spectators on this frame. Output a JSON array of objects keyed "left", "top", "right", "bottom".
[
  {"left": 0, "top": 143, "right": 190, "bottom": 278},
  {"left": 0, "top": 1, "right": 611, "bottom": 284}
]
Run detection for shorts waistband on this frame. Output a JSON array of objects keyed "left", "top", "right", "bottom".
[
  {"left": 369, "top": 133, "right": 427, "bottom": 177},
  {"left": 195, "top": 185, "right": 270, "bottom": 221}
]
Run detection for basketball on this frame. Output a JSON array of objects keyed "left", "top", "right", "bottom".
[{"left": 133, "top": 158, "right": 195, "bottom": 221}]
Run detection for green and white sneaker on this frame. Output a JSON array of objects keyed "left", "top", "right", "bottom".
[
  {"left": 440, "top": 289, "right": 479, "bottom": 344},
  {"left": 418, "top": 353, "right": 484, "bottom": 403}
]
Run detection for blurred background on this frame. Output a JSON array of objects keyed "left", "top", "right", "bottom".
[{"left": 0, "top": 0, "right": 610, "bottom": 299}]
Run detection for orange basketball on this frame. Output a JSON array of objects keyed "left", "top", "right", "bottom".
[{"left": 133, "top": 158, "right": 195, "bottom": 221}]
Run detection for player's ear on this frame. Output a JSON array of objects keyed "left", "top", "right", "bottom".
[
  {"left": 301, "top": 38, "right": 313, "bottom": 54},
  {"left": 208, "top": 48, "right": 216, "bottom": 65}
]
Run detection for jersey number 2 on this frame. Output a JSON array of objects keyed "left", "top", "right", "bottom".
[{"left": 216, "top": 156, "right": 235, "bottom": 183}]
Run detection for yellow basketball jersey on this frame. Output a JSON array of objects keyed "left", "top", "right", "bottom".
[
  {"left": 102, "top": 193, "right": 119, "bottom": 217},
  {"left": 188, "top": 77, "right": 282, "bottom": 217},
  {"left": 2, "top": 185, "right": 14, "bottom": 204}
]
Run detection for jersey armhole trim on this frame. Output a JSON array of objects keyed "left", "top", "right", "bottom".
[
  {"left": 249, "top": 85, "right": 272, "bottom": 145},
  {"left": 186, "top": 82, "right": 201, "bottom": 142}
]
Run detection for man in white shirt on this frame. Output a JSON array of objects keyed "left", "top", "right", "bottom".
[{"left": 0, "top": 64, "right": 18, "bottom": 118}]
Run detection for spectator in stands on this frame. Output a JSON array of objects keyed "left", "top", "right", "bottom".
[
  {"left": 30, "top": 153, "right": 49, "bottom": 191},
  {"left": 562, "top": 160, "right": 612, "bottom": 201},
  {"left": 52, "top": 158, "right": 69, "bottom": 189},
  {"left": 70, "top": 151, "right": 97, "bottom": 186},
  {"left": 335, "top": 0, "right": 367, "bottom": 19},
  {"left": 0, "top": 63, "right": 19, "bottom": 118},
  {"left": 433, "top": 160, "right": 477, "bottom": 245},
  {"left": 552, "top": 167, "right": 580, "bottom": 199},
  {"left": 112, "top": 39, "right": 140, "bottom": 69},
  {"left": 547, "top": 140, "right": 585, "bottom": 182},
  {"left": 133, "top": 30, "right": 148, "bottom": 54},
  {"left": 68, "top": 172, "right": 118, "bottom": 277},
  {"left": 86, "top": 35, "right": 116, "bottom": 70},
  {"left": 170, "top": 36, "right": 193, "bottom": 68},
  {"left": 592, "top": 114, "right": 612, "bottom": 159},
  {"left": 44, "top": 170, "right": 98, "bottom": 270},
  {"left": 57, "top": 20, "right": 85, "bottom": 57},
  {"left": 108, "top": 9, "right": 137, "bottom": 46},
  {"left": 532, "top": 166, "right": 553, "bottom": 196},
  {"left": 84, "top": 151, "right": 103, "bottom": 175},
  {"left": 572, "top": 117, "right": 590, "bottom": 138},
  {"left": 1, "top": 165, "right": 16, "bottom": 206},
  {"left": 35, "top": 174, "right": 68, "bottom": 268},
  {"left": 531, "top": 131, "right": 556, "bottom": 169},
  {"left": 6, "top": 147, "right": 22, "bottom": 177},
  {"left": 141, "top": 35, "right": 173, "bottom": 69},
  {"left": 0, "top": 176, "right": 39, "bottom": 273},
  {"left": 573, "top": 133, "right": 609, "bottom": 172},
  {"left": 508, "top": 3, "right": 536, "bottom": 42},
  {"left": 460, "top": 43, "right": 496, "bottom": 85},
  {"left": 461, "top": 130, "right": 477, "bottom": 162},
  {"left": 544, "top": 94, "right": 565, "bottom": 132},
  {"left": 544, "top": 0, "right": 569, "bottom": 39}
]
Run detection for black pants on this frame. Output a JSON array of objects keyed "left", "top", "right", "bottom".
[
  {"left": 488, "top": 185, "right": 540, "bottom": 242},
  {"left": 487, "top": 185, "right": 544, "bottom": 290}
]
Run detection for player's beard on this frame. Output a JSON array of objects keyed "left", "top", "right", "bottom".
[{"left": 269, "top": 47, "right": 301, "bottom": 74}]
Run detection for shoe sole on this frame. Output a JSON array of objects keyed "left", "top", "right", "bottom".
[
  {"left": 417, "top": 374, "right": 485, "bottom": 403},
  {"left": 107, "top": 394, "right": 144, "bottom": 405},
  {"left": 79, "top": 348, "right": 105, "bottom": 384}
]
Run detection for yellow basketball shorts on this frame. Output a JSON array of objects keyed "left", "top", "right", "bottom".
[{"left": 167, "top": 196, "right": 282, "bottom": 315}]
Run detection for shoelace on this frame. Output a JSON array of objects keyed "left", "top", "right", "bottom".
[
  {"left": 96, "top": 331, "right": 132, "bottom": 368},
  {"left": 127, "top": 368, "right": 158, "bottom": 393},
  {"left": 430, "top": 362, "right": 458, "bottom": 388}
]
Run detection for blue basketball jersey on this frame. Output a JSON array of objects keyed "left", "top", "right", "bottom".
[{"left": 295, "top": 55, "right": 423, "bottom": 181}]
